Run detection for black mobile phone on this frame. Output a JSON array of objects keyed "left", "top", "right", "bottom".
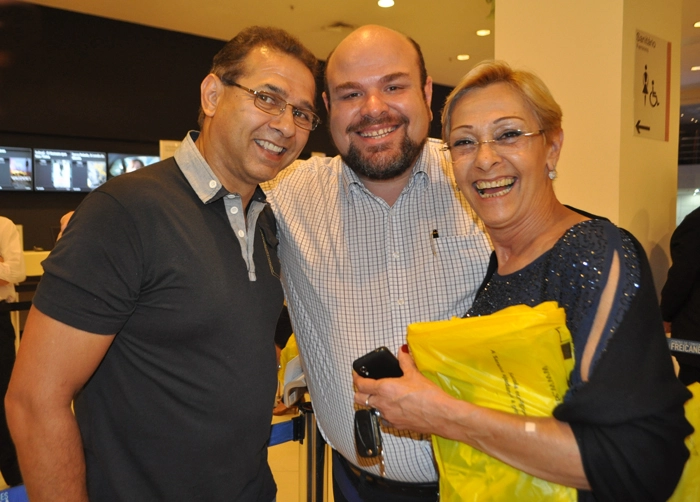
[
  {"left": 354, "top": 409, "right": 382, "bottom": 457},
  {"left": 352, "top": 346, "right": 403, "bottom": 379}
]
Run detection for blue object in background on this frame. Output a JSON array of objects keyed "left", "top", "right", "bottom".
[{"left": 0, "top": 485, "right": 28, "bottom": 502}]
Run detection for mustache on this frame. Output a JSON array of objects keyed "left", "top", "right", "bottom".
[{"left": 346, "top": 114, "right": 409, "bottom": 134}]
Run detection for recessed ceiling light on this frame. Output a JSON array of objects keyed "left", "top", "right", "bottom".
[
  {"left": 692, "top": 66, "right": 700, "bottom": 71},
  {"left": 694, "top": 21, "right": 700, "bottom": 28},
  {"left": 457, "top": 54, "right": 470, "bottom": 61},
  {"left": 476, "top": 29, "right": 491, "bottom": 37},
  {"left": 378, "top": 0, "right": 394, "bottom": 7}
]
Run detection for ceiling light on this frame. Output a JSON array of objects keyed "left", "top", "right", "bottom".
[
  {"left": 476, "top": 29, "right": 491, "bottom": 37},
  {"left": 457, "top": 54, "right": 470, "bottom": 61},
  {"left": 378, "top": 0, "right": 394, "bottom": 7},
  {"left": 694, "top": 189, "right": 700, "bottom": 196},
  {"left": 692, "top": 66, "right": 700, "bottom": 72},
  {"left": 694, "top": 21, "right": 700, "bottom": 28}
]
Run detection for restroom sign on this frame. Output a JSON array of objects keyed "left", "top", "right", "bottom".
[{"left": 634, "top": 30, "right": 670, "bottom": 141}]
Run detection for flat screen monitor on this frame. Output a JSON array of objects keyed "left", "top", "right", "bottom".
[
  {"left": 33, "top": 149, "right": 107, "bottom": 192},
  {"left": 0, "top": 146, "right": 33, "bottom": 191},
  {"left": 107, "top": 153, "right": 160, "bottom": 178}
]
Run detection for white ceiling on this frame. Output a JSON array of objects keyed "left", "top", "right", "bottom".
[{"left": 23, "top": 0, "right": 700, "bottom": 91}]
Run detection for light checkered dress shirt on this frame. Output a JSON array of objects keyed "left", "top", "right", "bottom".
[{"left": 263, "top": 139, "right": 491, "bottom": 483}]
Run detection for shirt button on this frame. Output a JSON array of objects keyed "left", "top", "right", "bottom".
[
  {"left": 237, "top": 230, "right": 245, "bottom": 238},
  {"left": 230, "top": 207, "right": 239, "bottom": 214},
  {"left": 397, "top": 299, "right": 404, "bottom": 306},
  {"left": 226, "top": 194, "right": 236, "bottom": 199},
  {"left": 393, "top": 252, "right": 400, "bottom": 260},
  {"left": 209, "top": 180, "right": 217, "bottom": 189}
]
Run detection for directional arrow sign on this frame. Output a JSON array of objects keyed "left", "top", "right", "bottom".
[{"left": 635, "top": 120, "right": 650, "bottom": 133}]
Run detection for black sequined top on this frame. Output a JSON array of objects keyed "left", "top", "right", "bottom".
[
  {"left": 466, "top": 219, "right": 692, "bottom": 501},
  {"left": 467, "top": 219, "right": 641, "bottom": 388}
]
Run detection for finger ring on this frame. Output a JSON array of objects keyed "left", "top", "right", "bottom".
[{"left": 365, "top": 394, "right": 372, "bottom": 407}]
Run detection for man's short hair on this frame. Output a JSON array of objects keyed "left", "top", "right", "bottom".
[
  {"left": 198, "top": 26, "right": 318, "bottom": 127},
  {"left": 323, "top": 33, "right": 428, "bottom": 107}
]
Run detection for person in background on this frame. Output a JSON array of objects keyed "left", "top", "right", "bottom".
[
  {"left": 55, "top": 210, "right": 74, "bottom": 241},
  {"left": 354, "top": 60, "right": 692, "bottom": 502},
  {"left": 127, "top": 157, "right": 145, "bottom": 172},
  {"left": 262, "top": 25, "right": 491, "bottom": 501},
  {"left": 6, "top": 26, "right": 318, "bottom": 501},
  {"left": 0, "top": 215, "right": 25, "bottom": 489},
  {"left": 662, "top": 205, "right": 700, "bottom": 385}
]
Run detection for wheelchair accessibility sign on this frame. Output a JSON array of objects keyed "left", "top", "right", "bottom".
[{"left": 634, "top": 30, "right": 670, "bottom": 141}]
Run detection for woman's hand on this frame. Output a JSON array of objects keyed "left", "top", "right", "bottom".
[
  {"left": 353, "top": 344, "right": 589, "bottom": 489},
  {"left": 352, "top": 345, "right": 453, "bottom": 434}
]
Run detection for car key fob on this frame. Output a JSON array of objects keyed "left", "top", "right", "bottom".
[{"left": 354, "top": 409, "right": 382, "bottom": 458}]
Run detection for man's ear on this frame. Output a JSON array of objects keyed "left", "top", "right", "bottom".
[
  {"left": 322, "top": 91, "right": 330, "bottom": 113},
  {"left": 200, "top": 74, "right": 224, "bottom": 119},
  {"left": 423, "top": 76, "right": 434, "bottom": 121}
]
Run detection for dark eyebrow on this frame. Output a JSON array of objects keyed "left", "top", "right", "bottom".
[
  {"left": 378, "top": 72, "right": 411, "bottom": 84},
  {"left": 260, "top": 83, "right": 316, "bottom": 112},
  {"left": 333, "top": 72, "right": 412, "bottom": 95}
]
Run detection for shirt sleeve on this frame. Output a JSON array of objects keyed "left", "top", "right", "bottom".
[
  {"left": 32, "top": 191, "right": 143, "bottom": 335},
  {"left": 554, "top": 230, "right": 692, "bottom": 502}
]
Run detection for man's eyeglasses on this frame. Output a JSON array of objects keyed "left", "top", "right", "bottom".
[
  {"left": 223, "top": 80, "right": 321, "bottom": 131},
  {"left": 444, "top": 129, "right": 545, "bottom": 163}
]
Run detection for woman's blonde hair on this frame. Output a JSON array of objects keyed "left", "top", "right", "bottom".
[{"left": 442, "top": 60, "right": 562, "bottom": 143}]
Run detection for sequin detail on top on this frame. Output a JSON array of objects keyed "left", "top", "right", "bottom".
[{"left": 467, "top": 219, "right": 641, "bottom": 385}]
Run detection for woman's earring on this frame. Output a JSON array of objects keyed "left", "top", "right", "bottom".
[{"left": 548, "top": 164, "right": 557, "bottom": 180}]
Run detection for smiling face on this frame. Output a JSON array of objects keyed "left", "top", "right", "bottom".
[
  {"left": 323, "top": 26, "right": 433, "bottom": 181},
  {"left": 447, "top": 82, "right": 562, "bottom": 231},
  {"left": 199, "top": 46, "right": 316, "bottom": 197}
]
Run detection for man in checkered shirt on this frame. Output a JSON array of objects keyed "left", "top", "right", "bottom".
[{"left": 263, "top": 25, "right": 491, "bottom": 502}]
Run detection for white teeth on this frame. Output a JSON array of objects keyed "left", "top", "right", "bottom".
[
  {"left": 255, "top": 140, "right": 284, "bottom": 154},
  {"left": 359, "top": 126, "right": 396, "bottom": 138}
]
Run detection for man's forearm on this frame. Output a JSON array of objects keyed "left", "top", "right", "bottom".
[{"left": 6, "top": 400, "right": 89, "bottom": 502}]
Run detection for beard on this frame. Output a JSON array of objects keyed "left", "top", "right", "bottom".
[{"left": 340, "top": 116, "right": 427, "bottom": 181}]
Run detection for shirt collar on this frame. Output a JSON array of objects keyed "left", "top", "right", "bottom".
[{"left": 174, "top": 131, "right": 268, "bottom": 205}]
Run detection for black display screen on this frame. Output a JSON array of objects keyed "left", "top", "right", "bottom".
[
  {"left": 0, "top": 146, "right": 33, "bottom": 191},
  {"left": 33, "top": 149, "right": 107, "bottom": 192},
  {"left": 107, "top": 153, "right": 160, "bottom": 178}
]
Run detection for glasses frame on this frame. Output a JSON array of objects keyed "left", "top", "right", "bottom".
[
  {"left": 443, "top": 129, "right": 545, "bottom": 161},
  {"left": 223, "top": 80, "right": 321, "bottom": 131}
]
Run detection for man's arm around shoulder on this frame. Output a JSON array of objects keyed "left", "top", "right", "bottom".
[{"left": 5, "top": 306, "right": 115, "bottom": 502}]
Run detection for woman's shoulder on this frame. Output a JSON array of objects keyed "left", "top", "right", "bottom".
[
  {"left": 556, "top": 219, "right": 642, "bottom": 275},
  {"left": 560, "top": 218, "right": 633, "bottom": 250}
]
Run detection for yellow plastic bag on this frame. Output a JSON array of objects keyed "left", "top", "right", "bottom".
[
  {"left": 667, "top": 382, "right": 700, "bottom": 501},
  {"left": 407, "top": 301, "right": 577, "bottom": 501}
]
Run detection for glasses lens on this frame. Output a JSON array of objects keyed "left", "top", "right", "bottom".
[
  {"left": 494, "top": 131, "right": 526, "bottom": 148},
  {"left": 254, "top": 92, "right": 282, "bottom": 113},
  {"left": 253, "top": 90, "right": 319, "bottom": 131},
  {"left": 292, "top": 109, "right": 320, "bottom": 131}
]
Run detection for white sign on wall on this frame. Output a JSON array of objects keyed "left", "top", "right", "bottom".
[{"left": 634, "top": 30, "right": 670, "bottom": 141}]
